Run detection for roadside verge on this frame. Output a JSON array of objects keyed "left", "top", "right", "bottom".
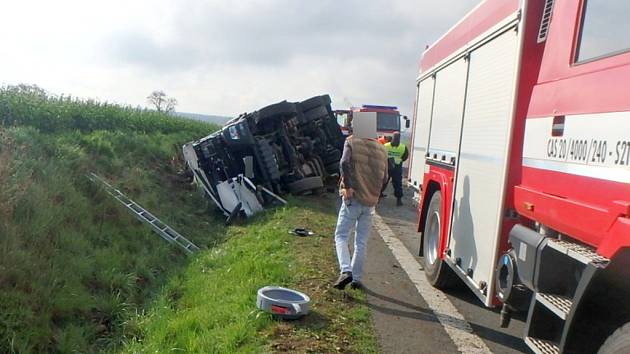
[{"left": 123, "top": 195, "right": 378, "bottom": 353}]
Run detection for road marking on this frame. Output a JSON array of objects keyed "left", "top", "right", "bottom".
[{"left": 372, "top": 214, "right": 493, "bottom": 354}]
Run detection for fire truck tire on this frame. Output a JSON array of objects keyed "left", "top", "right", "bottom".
[
  {"left": 422, "top": 191, "right": 459, "bottom": 289},
  {"left": 287, "top": 176, "right": 324, "bottom": 195},
  {"left": 598, "top": 322, "right": 630, "bottom": 354}
]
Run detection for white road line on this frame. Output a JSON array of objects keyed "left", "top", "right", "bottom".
[{"left": 373, "top": 213, "right": 492, "bottom": 354}]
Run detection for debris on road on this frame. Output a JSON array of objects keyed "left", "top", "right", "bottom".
[
  {"left": 257, "top": 286, "right": 311, "bottom": 320},
  {"left": 289, "top": 228, "right": 315, "bottom": 237}
]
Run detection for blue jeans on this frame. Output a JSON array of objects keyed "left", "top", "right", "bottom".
[{"left": 334, "top": 198, "right": 375, "bottom": 282}]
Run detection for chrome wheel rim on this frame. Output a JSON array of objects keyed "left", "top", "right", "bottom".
[{"left": 426, "top": 210, "right": 440, "bottom": 266}]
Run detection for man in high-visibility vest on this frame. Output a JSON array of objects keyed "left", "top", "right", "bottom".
[{"left": 384, "top": 132, "right": 409, "bottom": 206}]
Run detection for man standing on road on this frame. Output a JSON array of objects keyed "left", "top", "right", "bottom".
[
  {"left": 384, "top": 132, "right": 409, "bottom": 207},
  {"left": 333, "top": 118, "right": 389, "bottom": 290}
]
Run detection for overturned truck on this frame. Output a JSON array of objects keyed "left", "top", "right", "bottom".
[{"left": 183, "top": 94, "right": 344, "bottom": 221}]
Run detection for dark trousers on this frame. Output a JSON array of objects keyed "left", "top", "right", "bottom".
[{"left": 389, "top": 164, "right": 403, "bottom": 198}]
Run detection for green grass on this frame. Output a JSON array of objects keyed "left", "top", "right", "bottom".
[
  {"left": 0, "top": 85, "right": 222, "bottom": 353},
  {"left": 0, "top": 85, "right": 378, "bottom": 353},
  {"left": 123, "top": 197, "right": 378, "bottom": 353}
]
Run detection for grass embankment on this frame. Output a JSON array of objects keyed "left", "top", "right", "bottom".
[
  {"left": 124, "top": 196, "right": 378, "bottom": 353},
  {"left": 0, "top": 85, "right": 222, "bottom": 353},
  {"left": 0, "top": 85, "right": 378, "bottom": 353}
]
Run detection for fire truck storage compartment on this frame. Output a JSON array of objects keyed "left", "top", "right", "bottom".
[
  {"left": 408, "top": 76, "right": 435, "bottom": 189},
  {"left": 427, "top": 57, "right": 468, "bottom": 165},
  {"left": 447, "top": 26, "right": 520, "bottom": 306}
]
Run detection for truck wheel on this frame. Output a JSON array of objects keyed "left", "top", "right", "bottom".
[
  {"left": 300, "top": 95, "right": 331, "bottom": 111},
  {"left": 287, "top": 176, "right": 324, "bottom": 195},
  {"left": 598, "top": 322, "right": 630, "bottom": 354},
  {"left": 423, "top": 191, "right": 459, "bottom": 289},
  {"left": 303, "top": 106, "right": 330, "bottom": 121},
  {"left": 255, "top": 101, "right": 298, "bottom": 124},
  {"left": 325, "top": 161, "right": 340, "bottom": 174}
]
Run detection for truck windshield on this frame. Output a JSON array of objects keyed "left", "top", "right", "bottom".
[{"left": 377, "top": 112, "right": 400, "bottom": 131}]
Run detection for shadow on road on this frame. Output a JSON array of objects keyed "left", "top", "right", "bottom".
[{"left": 361, "top": 285, "right": 528, "bottom": 350}]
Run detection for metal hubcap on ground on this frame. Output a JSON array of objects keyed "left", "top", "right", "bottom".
[{"left": 426, "top": 210, "right": 440, "bottom": 266}]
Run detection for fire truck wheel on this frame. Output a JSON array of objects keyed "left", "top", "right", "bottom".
[
  {"left": 598, "top": 322, "right": 630, "bottom": 354},
  {"left": 423, "top": 191, "right": 458, "bottom": 289}
]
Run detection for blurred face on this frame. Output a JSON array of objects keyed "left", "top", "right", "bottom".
[{"left": 392, "top": 133, "right": 400, "bottom": 146}]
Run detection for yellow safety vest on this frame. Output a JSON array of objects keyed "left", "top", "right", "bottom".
[{"left": 385, "top": 142, "right": 405, "bottom": 165}]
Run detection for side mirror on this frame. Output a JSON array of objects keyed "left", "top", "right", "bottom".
[{"left": 404, "top": 116, "right": 410, "bottom": 129}]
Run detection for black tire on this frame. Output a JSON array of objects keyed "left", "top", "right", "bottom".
[
  {"left": 599, "top": 322, "right": 630, "bottom": 354},
  {"left": 256, "top": 139, "right": 280, "bottom": 181},
  {"left": 300, "top": 95, "right": 331, "bottom": 111},
  {"left": 287, "top": 176, "right": 324, "bottom": 195},
  {"left": 325, "top": 161, "right": 340, "bottom": 174},
  {"left": 422, "top": 191, "right": 459, "bottom": 289},
  {"left": 303, "top": 106, "right": 330, "bottom": 121},
  {"left": 255, "top": 101, "right": 298, "bottom": 123},
  {"left": 322, "top": 149, "right": 342, "bottom": 164}
]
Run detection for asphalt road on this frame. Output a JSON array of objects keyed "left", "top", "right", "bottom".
[{"left": 361, "top": 185, "right": 532, "bottom": 354}]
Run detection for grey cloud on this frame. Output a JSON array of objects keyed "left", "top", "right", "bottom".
[
  {"left": 102, "top": 0, "right": 479, "bottom": 116},
  {"left": 106, "top": 0, "right": 478, "bottom": 72},
  {"left": 107, "top": 31, "right": 202, "bottom": 70}
]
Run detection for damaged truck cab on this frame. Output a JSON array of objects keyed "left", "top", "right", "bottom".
[{"left": 184, "top": 94, "right": 345, "bottom": 221}]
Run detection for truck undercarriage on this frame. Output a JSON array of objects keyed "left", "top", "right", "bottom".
[{"left": 183, "top": 94, "right": 344, "bottom": 221}]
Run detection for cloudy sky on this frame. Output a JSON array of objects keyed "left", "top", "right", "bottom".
[{"left": 0, "top": 0, "right": 478, "bottom": 117}]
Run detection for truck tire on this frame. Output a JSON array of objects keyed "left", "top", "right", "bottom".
[
  {"left": 423, "top": 191, "right": 459, "bottom": 289},
  {"left": 303, "top": 106, "right": 330, "bottom": 121},
  {"left": 255, "top": 101, "right": 298, "bottom": 124},
  {"left": 256, "top": 139, "right": 281, "bottom": 181},
  {"left": 287, "top": 176, "right": 324, "bottom": 195},
  {"left": 598, "top": 322, "right": 630, "bottom": 354},
  {"left": 300, "top": 95, "right": 331, "bottom": 111},
  {"left": 325, "top": 161, "right": 340, "bottom": 174}
]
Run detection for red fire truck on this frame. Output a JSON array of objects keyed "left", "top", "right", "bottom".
[
  {"left": 407, "top": 1, "right": 630, "bottom": 353},
  {"left": 335, "top": 105, "right": 410, "bottom": 138}
]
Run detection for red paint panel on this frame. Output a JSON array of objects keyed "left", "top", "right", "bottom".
[
  {"left": 521, "top": 1, "right": 630, "bottom": 260},
  {"left": 520, "top": 167, "right": 629, "bottom": 210},
  {"left": 515, "top": 184, "right": 612, "bottom": 248},
  {"left": 528, "top": 65, "right": 630, "bottom": 117},
  {"left": 420, "top": 0, "right": 519, "bottom": 72},
  {"left": 539, "top": 1, "right": 630, "bottom": 83},
  {"left": 529, "top": 0, "right": 630, "bottom": 117},
  {"left": 418, "top": 165, "right": 455, "bottom": 260},
  {"left": 599, "top": 217, "right": 630, "bottom": 259},
  {"left": 516, "top": 167, "right": 630, "bottom": 256}
]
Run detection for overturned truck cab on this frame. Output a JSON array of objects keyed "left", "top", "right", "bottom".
[{"left": 183, "top": 94, "right": 345, "bottom": 222}]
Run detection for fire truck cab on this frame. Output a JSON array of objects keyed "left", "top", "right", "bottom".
[
  {"left": 408, "top": 0, "right": 630, "bottom": 353},
  {"left": 335, "top": 104, "right": 410, "bottom": 138}
]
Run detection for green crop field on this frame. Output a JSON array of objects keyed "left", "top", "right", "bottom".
[{"left": 0, "top": 85, "right": 223, "bottom": 353}]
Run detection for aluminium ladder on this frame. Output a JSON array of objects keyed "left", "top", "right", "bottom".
[{"left": 88, "top": 172, "right": 200, "bottom": 254}]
